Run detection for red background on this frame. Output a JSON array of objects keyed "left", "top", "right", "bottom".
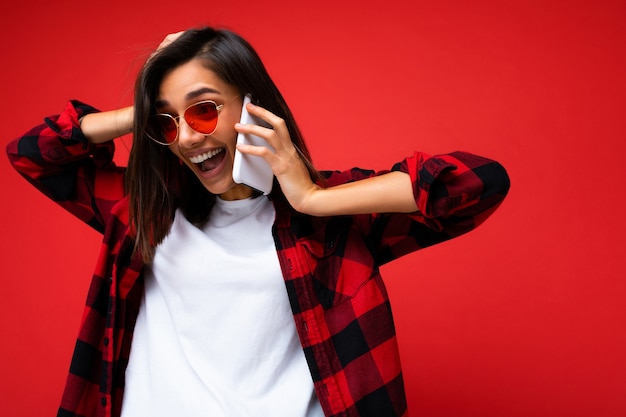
[{"left": 1, "top": 1, "right": 625, "bottom": 416}]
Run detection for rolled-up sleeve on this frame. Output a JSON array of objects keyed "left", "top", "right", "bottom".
[
  {"left": 394, "top": 150, "right": 510, "bottom": 221},
  {"left": 364, "top": 150, "right": 511, "bottom": 263},
  {"left": 6, "top": 100, "right": 125, "bottom": 233}
]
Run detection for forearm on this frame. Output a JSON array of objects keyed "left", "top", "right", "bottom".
[
  {"left": 297, "top": 151, "right": 509, "bottom": 222},
  {"left": 300, "top": 171, "right": 418, "bottom": 216},
  {"left": 80, "top": 106, "right": 133, "bottom": 144}
]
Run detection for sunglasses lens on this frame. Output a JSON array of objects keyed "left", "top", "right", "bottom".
[
  {"left": 147, "top": 115, "right": 178, "bottom": 144},
  {"left": 185, "top": 101, "right": 219, "bottom": 134}
]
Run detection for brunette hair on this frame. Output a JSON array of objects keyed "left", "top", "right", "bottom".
[{"left": 127, "top": 27, "right": 319, "bottom": 262}]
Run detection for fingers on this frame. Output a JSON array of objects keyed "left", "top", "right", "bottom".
[
  {"left": 234, "top": 103, "right": 317, "bottom": 211},
  {"left": 158, "top": 31, "right": 185, "bottom": 50},
  {"left": 234, "top": 103, "right": 303, "bottom": 178},
  {"left": 148, "top": 31, "right": 185, "bottom": 62},
  {"left": 244, "top": 102, "right": 283, "bottom": 129},
  {"left": 235, "top": 103, "right": 290, "bottom": 151}
]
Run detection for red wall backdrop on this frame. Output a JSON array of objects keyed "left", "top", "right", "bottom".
[{"left": 1, "top": 1, "right": 625, "bottom": 416}]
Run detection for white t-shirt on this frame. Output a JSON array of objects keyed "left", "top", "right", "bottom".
[{"left": 121, "top": 196, "right": 324, "bottom": 417}]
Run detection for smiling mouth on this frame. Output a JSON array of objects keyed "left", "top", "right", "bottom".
[{"left": 189, "top": 148, "right": 225, "bottom": 172}]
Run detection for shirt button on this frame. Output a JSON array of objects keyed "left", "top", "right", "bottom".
[
  {"left": 103, "top": 337, "right": 109, "bottom": 347},
  {"left": 101, "top": 397, "right": 107, "bottom": 406}
]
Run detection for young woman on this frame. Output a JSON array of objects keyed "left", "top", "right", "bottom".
[{"left": 7, "top": 27, "right": 510, "bottom": 417}]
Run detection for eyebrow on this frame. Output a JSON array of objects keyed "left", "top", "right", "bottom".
[{"left": 155, "top": 87, "right": 222, "bottom": 108}]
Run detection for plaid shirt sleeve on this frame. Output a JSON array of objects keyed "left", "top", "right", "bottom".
[
  {"left": 354, "top": 151, "right": 510, "bottom": 264},
  {"left": 6, "top": 100, "right": 126, "bottom": 233},
  {"left": 274, "top": 151, "right": 509, "bottom": 417}
]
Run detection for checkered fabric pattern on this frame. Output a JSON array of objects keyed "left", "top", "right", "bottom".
[{"left": 7, "top": 101, "right": 509, "bottom": 417}]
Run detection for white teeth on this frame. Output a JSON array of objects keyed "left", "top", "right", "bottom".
[{"left": 189, "top": 148, "right": 224, "bottom": 164}]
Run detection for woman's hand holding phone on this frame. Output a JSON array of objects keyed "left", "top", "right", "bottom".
[
  {"left": 234, "top": 101, "right": 320, "bottom": 211},
  {"left": 234, "top": 101, "right": 418, "bottom": 216}
]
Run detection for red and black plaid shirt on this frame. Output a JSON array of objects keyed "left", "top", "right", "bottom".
[{"left": 7, "top": 100, "right": 509, "bottom": 417}]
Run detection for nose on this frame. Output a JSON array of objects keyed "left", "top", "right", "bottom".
[{"left": 176, "top": 117, "right": 205, "bottom": 148}]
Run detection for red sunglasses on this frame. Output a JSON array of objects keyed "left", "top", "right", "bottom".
[{"left": 146, "top": 100, "right": 225, "bottom": 145}]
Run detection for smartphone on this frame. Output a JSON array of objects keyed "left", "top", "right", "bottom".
[{"left": 232, "top": 95, "right": 274, "bottom": 195}]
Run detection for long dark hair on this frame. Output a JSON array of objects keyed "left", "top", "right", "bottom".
[{"left": 127, "top": 27, "right": 319, "bottom": 262}]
